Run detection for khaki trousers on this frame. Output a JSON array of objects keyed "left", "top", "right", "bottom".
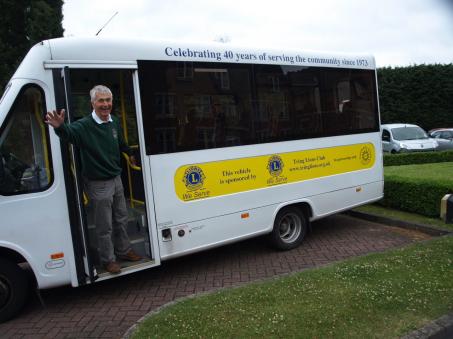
[{"left": 84, "top": 176, "right": 131, "bottom": 264}]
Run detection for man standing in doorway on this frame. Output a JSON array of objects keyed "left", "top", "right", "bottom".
[{"left": 46, "top": 85, "right": 141, "bottom": 274}]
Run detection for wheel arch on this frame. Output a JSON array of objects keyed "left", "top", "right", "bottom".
[
  {"left": 0, "top": 247, "right": 27, "bottom": 264},
  {"left": 0, "top": 245, "right": 37, "bottom": 288},
  {"left": 273, "top": 200, "right": 313, "bottom": 232},
  {"left": 274, "top": 200, "right": 313, "bottom": 221}
]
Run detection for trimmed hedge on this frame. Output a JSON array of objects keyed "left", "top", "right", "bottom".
[
  {"left": 383, "top": 150, "right": 453, "bottom": 166},
  {"left": 379, "top": 176, "right": 452, "bottom": 217},
  {"left": 378, "top": 64, "right": 453, "bottom": 131}
]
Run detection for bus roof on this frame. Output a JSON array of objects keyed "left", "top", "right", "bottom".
[
  {"left": 10, "top": 37, "right": 376, "bottom": 82},
  {"left": 42, "top": 37, "right": 375, "bottom": 69}
]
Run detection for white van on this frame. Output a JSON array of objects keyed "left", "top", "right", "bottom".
[
  {"left": 0, "top": 37, "right": 383, "bottom": 321},
  {"left": 381, "top": 123, "right": 438, "bottom": 153}
]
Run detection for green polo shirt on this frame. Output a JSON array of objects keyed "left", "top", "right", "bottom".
[{"left": 55, "top": 114, "right": 131, "bottom": 180}]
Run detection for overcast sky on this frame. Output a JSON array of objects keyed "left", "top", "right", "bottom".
[{"left": 62, "top": 0, "right": 453, "bottom": 67}]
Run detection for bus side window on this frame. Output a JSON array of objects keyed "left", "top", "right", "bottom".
[{"left": 0, "top": 85, "right": 53, "bottom": 195}]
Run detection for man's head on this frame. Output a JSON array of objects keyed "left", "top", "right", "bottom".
[{"left": 90, "top": 85, "right": 113, "bottom": 122}]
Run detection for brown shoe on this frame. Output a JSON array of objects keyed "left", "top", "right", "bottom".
[
  {"left": 117, "top": 250, "right": 142, "bottom": 262},
  {"left": 104, "top": 261, "right": 121, "bottom": 274}
]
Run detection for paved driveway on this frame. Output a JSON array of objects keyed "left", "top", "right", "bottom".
[{"left": 0, "top": 214, "right": 431, "bottom": 338}]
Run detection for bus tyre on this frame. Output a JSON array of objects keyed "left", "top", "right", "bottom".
[
  {"left": 0, "top": 258, "right": 28, "bottom": 323},
  {"left": 270, "top": 207, "right": 308, "bottom": 250}
]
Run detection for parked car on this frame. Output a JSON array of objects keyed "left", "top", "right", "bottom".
[
  {"left": 428, "top": 128, "right": 453, "bottom": 150},
  {"left": 381, "top": 123, "right": 438, "bottom": 153}
]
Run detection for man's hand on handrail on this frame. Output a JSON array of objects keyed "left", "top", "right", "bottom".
[
  {"left": 122, "top": 153, "right": 141, "bottom": 170},
  {"left": 129, "top": 155, "right": 137, "bottom": 167}
]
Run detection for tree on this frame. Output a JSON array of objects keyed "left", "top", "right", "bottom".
[{"left": 0, "top": 0, "right": 64, "bottom": 91}]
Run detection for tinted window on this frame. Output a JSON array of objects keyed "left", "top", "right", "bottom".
[{"left": 138, "top": 61, "right": 379, "bottom": 155}]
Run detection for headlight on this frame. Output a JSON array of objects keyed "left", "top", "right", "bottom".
[
  {"left": 433, "top": 140, "right": 439, "bottom": 148},
  {"left": 399, "top": 143, "right": 408, "bottom": 149}
]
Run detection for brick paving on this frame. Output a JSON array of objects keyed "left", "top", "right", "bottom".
[{"left": 0, "top": 214, "right": 431, "bottom": 338}]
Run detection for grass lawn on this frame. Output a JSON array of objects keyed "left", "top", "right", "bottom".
[
  {"left": 384, "top": 162, "right": 453, "bottom": 185},
  {"left": 132, "top": 235, "right": 453, "bottom": 338},
  {"left": 354, "top": 204, "right": 453, "bottom": 232}
]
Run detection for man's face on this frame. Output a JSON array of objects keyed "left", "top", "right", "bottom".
[{"left": 92, "top": 92, "right": 112, "bottom": 121}]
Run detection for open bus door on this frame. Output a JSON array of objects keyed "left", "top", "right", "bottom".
[
  {"left": 56, "top": 67, "right": 96, "bottom": 284},
  {"left": 54, "top": 67, "right": 157, "bottom": 284}
]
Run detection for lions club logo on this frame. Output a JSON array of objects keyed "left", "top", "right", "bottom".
[
  {"left": 267, "top": 155, "right": 284, "bottom": 177},
  {"left": 360, "top": 146, "right": 372, "bottom": 165},
  {"left": 183, "top": 166, "right": 206, "bottom": 191}
]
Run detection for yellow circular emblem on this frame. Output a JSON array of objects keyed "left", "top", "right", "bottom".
[{"left": 360, "top": 146, "right": 372, "bottom": 165}]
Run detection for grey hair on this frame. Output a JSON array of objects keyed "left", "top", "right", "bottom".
[{"left": 90, "top": 85, "right": 112, "bottom": 102}]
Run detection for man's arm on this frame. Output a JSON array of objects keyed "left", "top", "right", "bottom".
[{"left": 45, "top": 109, "right": 82, "bottom": 146}]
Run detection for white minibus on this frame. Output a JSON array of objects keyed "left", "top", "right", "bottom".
[{"left": 0, "top": 37, "right": 383, "bottom": 321}]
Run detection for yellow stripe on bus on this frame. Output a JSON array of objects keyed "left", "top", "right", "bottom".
[{"left": 174, "top": 143, "right": 375, "bottom": 202}]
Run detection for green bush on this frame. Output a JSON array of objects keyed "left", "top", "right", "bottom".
[
  {"left": 378, "top": 64, "right": 453, "bottom": 130},
  {"left": 383, "top": 150, "right": 453, "bottom": 166},
  {"left": 380, "top": 176, "right": 452, "bottom": 217}
]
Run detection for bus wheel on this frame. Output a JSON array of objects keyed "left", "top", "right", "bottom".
[
  {"left": 270, "top": 207, "right": 308, "bottom": 250},
  {"left": 0, "top": 258, "right": 28, "bottom": 323}
]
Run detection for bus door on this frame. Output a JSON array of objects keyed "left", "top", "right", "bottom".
[{"left": 55, "top": 67, "right": 158, "bottom": 282}]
